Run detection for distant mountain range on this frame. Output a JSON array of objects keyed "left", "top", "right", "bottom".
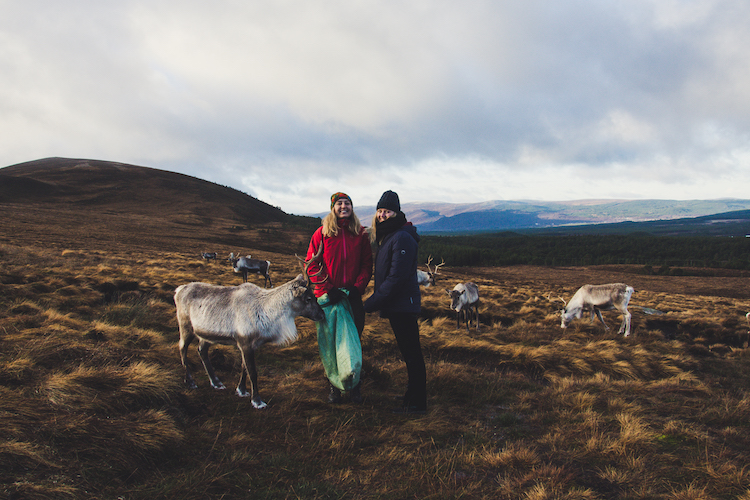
[{"left": 328, "top": 199, "right": 750, "bottom": 234}]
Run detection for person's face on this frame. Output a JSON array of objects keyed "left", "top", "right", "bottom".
[
  {"left": 333, "top": 198, "right": 352, "bottom": 218},
  {"left": 376, "top": 208, "right": 396, "bottom": 222}
]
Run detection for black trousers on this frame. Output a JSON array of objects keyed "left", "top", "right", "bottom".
[
  {"left": 388, "top": 313, "right": 426, "bottom": 408},
  {"left": 348, "top": 293, "right": 366, "bottom": 337}
]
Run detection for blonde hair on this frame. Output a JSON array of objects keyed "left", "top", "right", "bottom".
[
  {"left": 322, "top": 210, "right": 364, "bottom": 237},
  {"left": 368, "top": 214, "right": 378, "bottom": 243}
]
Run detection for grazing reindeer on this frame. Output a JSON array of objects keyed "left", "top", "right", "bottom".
[
  {"left": 416, "top": 256, "right": 445, "bottom": 287},
  {"left": 229, "top": 253, "right": 272, "bottom": 287},
  {"left": 201, "top": 252, "right": 218, "bottom": 262},
  {"left": 446, "top": 282, "right": 480, "bottom": 331},
  {"left": 559, "top": 283, "right": 634, "bottom": 336},
  {"left": 175, "top": 244, "right": 326, "bottom": 409}
]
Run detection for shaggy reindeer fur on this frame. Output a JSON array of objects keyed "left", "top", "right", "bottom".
[
  {"left": 560, "top": 283, "right": 635, "bottom": 336},
  {"left": 447, "top": 282, "right": 480, "bottom": 331},
  {"left": 175, "top": 274, "right": 324, "bottom": 409}
]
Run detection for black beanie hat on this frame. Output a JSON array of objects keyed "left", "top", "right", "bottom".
[{"left": 376, "top": 190, "right": 400, "bottom": 212}]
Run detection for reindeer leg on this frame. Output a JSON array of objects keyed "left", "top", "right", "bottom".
[
  {"left": 620, "top": 309, "right": 632, "bottom": 336},
  {"left": 178, "top": 327, "right": 198, "bottom": 389},
  {"left": 594, "top": 309, "right": 609, "bottom": 330},
  {"left": 236, "top": 340, "right": 266, "bottom": 409},
  {"left": 474, "top": 305, "right": 480, "bottom": 332},
  {"left": 197, "top": 339, "right": 225, "bottom": 390}
]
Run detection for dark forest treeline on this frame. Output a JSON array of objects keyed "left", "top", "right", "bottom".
[{"left": 419, "top": 233, "right": 750, "bottom": 271}]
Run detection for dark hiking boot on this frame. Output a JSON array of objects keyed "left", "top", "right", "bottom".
[
  {"left": 328, "top": 384, "right": 342, "bottom": 404},
  {"left": 350, "top": 382, "right": 363, "bottom": 404}
]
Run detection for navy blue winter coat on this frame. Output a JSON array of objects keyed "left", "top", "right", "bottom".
[{"left": 364, "top": 221, "right": 421, "bottom": 317}]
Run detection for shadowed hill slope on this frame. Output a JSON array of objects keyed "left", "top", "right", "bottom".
[{"left": 0, "top": 157, "right": 319, "bottom": 254}]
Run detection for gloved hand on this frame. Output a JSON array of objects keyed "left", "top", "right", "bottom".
[
  {"left": 363, "top": 297, "right": 375, "bottom": 313},
  {"left": 344, "top": 286, "right": 361, "bottom": 300},
  {"left": 326, "top": 288, "right": 346, "bottom": 305}
]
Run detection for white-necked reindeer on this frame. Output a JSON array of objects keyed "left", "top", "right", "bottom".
[
  {"left": 416, "top": 255, "right": 445, "bottom": 287},
  {"left": 447, "top": 282, "right": 480, "bottom": 331},
  {"left": 229, "top": 253, "right": 272, "bottom": 287},
  {"left": 175, "top": 244, "right": 326, "bottom": 409},
  {"left": 559, "top": 283, "right": 635, "bottom": 336}
]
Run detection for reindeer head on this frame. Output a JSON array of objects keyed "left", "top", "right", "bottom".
[
  {"left": 548, "top": 293, "right": 574, "bottom": 328},
  {"left": 289, "top": 277, "right": 325, "bottom": 322},
  {"left": 446, "top": 286, "right": 465, "bottom": 312},
  {"left": 424, "top": 256, "right": 445, "bottom": 287}
]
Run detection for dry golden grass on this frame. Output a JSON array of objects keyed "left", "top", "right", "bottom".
[{"left": 3, "top": 235, "right": 750, "bottom": 498}]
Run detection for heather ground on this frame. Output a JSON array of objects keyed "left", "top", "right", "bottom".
[{"left": 2, "top": 242, "right": 750, "bottom": 499}]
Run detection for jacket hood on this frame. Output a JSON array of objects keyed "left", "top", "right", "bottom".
[{"left": 401, "top": 221, "right": 420, "bottom": 244}]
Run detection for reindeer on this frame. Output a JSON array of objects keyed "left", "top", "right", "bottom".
[
  {"left": 416, "top": 255, "right": 445, "bottom": 287},
  {"left": 446, "top": 282, "right": 480, "bottom": 331},
  {"left": 559, "top": 283, "right": 634, "bottom": 336},
  {"left": 175, "top": 244, "right": 326, "bottom": 409},
  {"left": 201, "top": 252, "right": 218, "bottom": 262},
  {"left": 229, "top": 253, "right": 272, "bottom": 287}
]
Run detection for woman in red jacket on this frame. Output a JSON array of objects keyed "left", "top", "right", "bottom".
[{"left": 305, "top": 192, "right": 373, "bottom": 403}]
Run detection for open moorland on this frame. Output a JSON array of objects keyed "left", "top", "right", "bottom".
[{"left": 2, "top": 160, "right": 750, "bottom": 499}]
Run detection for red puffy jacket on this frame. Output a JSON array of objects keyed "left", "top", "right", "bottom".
[{"left": 305, "top": 220, "right": 373, "bottom": 298}]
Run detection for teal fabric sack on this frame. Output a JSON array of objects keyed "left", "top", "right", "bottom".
[{"left": 316, "top": 290, "right": 362, "bottom": 391}]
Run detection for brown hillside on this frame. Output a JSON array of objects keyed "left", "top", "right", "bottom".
[{"left": 0, "top": 157, "right": 319, "bottom": 255}]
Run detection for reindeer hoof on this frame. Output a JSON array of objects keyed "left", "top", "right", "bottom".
[
  {"left": 211, "top": 381, "right": 226, "bottom": 390},
  {"left": 236, "top": 387, "right": 250, "bottom": 397},
  {"left": 252, "top": 399, "right": 267, "bottom": 409}
]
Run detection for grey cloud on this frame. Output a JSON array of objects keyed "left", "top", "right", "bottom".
[{"left": 2, "top": 0, "right": 750, "bottom": 213}]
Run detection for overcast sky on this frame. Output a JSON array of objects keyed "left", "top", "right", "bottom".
[{"left": 2, "top": 1, "right": 750, "bottom": 215}]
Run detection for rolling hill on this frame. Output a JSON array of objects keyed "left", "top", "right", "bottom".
[{"left": 0, "top": 157, "right": 319, "bottom": 255}]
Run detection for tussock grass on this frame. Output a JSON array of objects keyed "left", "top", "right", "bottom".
[
  {"left": 45, "top": 361, "right": 180, "bottom": 413},
  {"left": 3, "top": 242, "right": 750, "bottom": 498}
]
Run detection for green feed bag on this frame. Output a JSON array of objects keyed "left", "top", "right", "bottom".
[{"left": 316, "top": 290, "right": 362, "bottom": 391}]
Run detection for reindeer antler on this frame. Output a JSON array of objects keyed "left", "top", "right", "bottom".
[
  {"left": 546, "top": 292, "right": 567, "bottom": 307},
  {"left": 434, "top": 258, "right": 445, "bottom": 273},
  {"left": 425, "top": 255, "right": 445, "bottom": 274},
  {"left": 296, "top": 242, "right": 328, "bottom": 287}
]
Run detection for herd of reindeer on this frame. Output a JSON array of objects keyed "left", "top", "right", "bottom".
[{"left": 187, "top": 249, "right": 639, "bottom": 408}]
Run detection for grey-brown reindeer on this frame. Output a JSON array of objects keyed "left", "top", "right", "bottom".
[
  {"left": 446, "top": 282, "right": 480, "bottom": 331},
  {"left": 559, "top": 283, "right": 634, "bottom": 336},
  {"left": 175, "top": 244, "right": 326, "bottom": 409}
]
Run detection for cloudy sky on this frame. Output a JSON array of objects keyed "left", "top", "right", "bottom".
[{"left": 2, "top": 1, "right": 750, "bottom": 215}]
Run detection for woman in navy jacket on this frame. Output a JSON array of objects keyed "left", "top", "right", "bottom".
[{"left": 364, "top": 190, "right": 427, "bottom": 414}]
